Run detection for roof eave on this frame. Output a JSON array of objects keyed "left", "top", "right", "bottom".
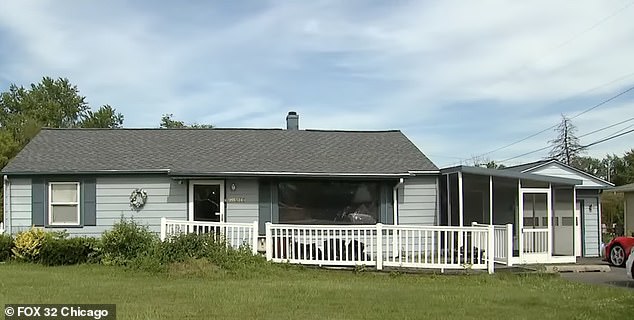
[
  {"left": 440, "top": 165, "right": 582, "bottom": 186},
  {"left": 169, "top": 171, "right": 418, "bottom": 179}
]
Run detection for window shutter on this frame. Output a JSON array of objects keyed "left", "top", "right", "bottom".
[
  {"left": 258, "top": 181, "right": 272, "bottom": 235},
  {"left": 380, "top": 183, "right": 394, "bottom": 224},
  {"left": 83, "top": 178, "right": 97, "bottom": 226},
  {"left": 31, "top": 178, "right": 46, "bottom": 227}
]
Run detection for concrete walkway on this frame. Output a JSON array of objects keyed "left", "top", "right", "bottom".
[{"left": 561, "top": 266, "right": 634, "bottom": 289}]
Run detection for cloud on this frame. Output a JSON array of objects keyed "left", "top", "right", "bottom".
[{"left": 0, "top": 0, "right": 633, "bottom": 166}]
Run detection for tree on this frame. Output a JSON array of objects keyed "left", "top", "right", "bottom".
[
  {"left": 81, "top": 105, "right": 124, "bottom": 128},
  {"left": 548, "top": 114, "right": 585, "bottom": 165},
  {"left": 159, "top": 113, "right": 213, "bottom": 129},
  {"left": 469, "top": 155, "right": 506, "bottom": 169},
  {"left": 609, "top": 149, "right": 634, "bottom": 185},
  {"left": 0, "top": 76, "right": 125, "bottom": 221},
  {"left": 159, "top": 114, "right": 186, "bottom": 128}
]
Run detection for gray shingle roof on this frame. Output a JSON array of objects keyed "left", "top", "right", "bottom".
[{"left": 2, "top": 128, "right": 438, "bottom": 176}]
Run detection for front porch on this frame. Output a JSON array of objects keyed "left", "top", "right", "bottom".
[
  {"left": 161, "top": 218, "right": 498, "bottom": 273},
  {"left": 441, "top": 166, "right": 582, "bottom": 265}
]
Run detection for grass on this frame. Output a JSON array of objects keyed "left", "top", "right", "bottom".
[{"left": 0, "top": 263, "right": 633, "bottom": 320}]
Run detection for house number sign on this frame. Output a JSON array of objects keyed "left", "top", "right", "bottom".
[{"left": 227, "top": 197, "right": 245, "bottom": 203}]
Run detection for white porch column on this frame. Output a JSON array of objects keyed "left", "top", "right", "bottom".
[
  {"left": 489, "top": 176, "right": 493, "bottom": 224},
  {"left": 446, "top": 174, "right": 452, "bottom": 226},
  {"left": 458, "top": 171, "right": 464, "bottom": 227},
  {"left": 547, "top": 184, "right": 553, "bottom": 258},
  {"left": 518, "top": 179, "right": 523, "bottom": 259}
]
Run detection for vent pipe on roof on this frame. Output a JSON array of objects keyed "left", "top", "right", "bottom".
[{"left": 286, "top": 111, "right": 299, "bottom": 130}]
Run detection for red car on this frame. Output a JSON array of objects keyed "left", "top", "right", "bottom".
[{"left": 604, "top": 236, "right": 634, "bottom": 267}]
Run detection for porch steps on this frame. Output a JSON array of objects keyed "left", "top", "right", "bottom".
[{"left": 542, "top": 264, "right": 611, "bottom": 273}]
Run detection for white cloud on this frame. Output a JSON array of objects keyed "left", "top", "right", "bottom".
[{"left": 0, "top": 0, "right": 633, "bottom": 165}]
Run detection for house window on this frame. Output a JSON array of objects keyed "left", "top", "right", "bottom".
[
  {"left": 278, "top": 181, "right": 380, "bottom": 224},
  {"left": 48, "top": 182, "right": 80, "bottom": 225}
]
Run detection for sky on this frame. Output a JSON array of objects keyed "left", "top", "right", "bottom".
[{"left": 0, "top": 0, "right": 633, "bottom": 168}]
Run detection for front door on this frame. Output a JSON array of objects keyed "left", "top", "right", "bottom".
[
  {"left": 519, "top": 190, "right": 551, "bottom": 263},
  {"left": 189, "top": 181, "right": 225, "bottom": 222}
]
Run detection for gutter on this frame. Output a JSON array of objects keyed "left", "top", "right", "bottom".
[
  {"left": 393, "top": 178, "right": 404, "bottom": 225},
  {"left": 4, "top": 175, "right": 10, "bottom": 234}
]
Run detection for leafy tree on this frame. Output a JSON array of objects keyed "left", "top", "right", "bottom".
[
  {"left": 0, "top": 76, "right": 124, "bottom": 221},
  {"left": 608, "top": 149, "right": 634, "bottom": 185},
  {"left": 159, "top": 113, "right": 213, "bottom": 129},
  {"left": 159, "top": 114, "right": 186, "bottom": 128},
  {"left": 81, "top": 105, "right": 124, "bottom": 128},
  {"left": 548, "top": 115, "right": 585, "bottom": 165}
]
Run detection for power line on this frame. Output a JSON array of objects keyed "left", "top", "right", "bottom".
[
  {"left": 452, "top": 83, "right": 634, "bottom": 165},
  {"left": 582, "top": 128, "right": 634, "bottom": 149},
  {"left": 578, "top": 117, "right": 634, "bottom": 138},
  {"left": 498, "top": 118, "right": 634, "bottom": 163},
  {"left": 570, "top": 85, "right": 634, "bottom": 119},
  {"left": 487, "top": 1, "right": 634, "bottom": 88}
]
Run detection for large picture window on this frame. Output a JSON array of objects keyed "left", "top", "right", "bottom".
[
  {"left": 278, "top": 181, "right": 380, "bottom": 224},
  {"left": 48, "top": 182, "right": 80, "bottom": 225}
]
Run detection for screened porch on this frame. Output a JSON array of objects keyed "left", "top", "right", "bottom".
[{"left": 440, "top": 166, "right": 582, "bottom": 265}]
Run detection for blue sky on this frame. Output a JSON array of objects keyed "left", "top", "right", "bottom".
[{"left": 0, "top": 0, "right": 633, "bottom": 167}]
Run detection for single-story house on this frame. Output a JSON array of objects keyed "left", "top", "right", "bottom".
[
  {"left": 2, "top": 112, "right": 440, "bottom": 238},
  {"left": 4, "top": 111, "right": 612, "bottom": 268},
  {"left": 609, "top": 182, "right": 634, "bottom": 236}
]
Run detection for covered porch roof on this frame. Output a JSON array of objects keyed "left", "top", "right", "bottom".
[
  {"left": 610, "top": 182, "right": 634, "bottom": 193},
  {"left": 441, "top": 165, "right": 582, "bottom": 186}
]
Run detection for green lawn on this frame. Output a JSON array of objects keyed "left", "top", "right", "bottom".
[{"left": 0, "top": 263, "right": 632, "bottom": 320}]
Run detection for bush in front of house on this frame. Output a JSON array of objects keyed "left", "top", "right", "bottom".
[
  {"left": 157, "top": 232, "right": 220, "bottom": 263},
  {"left": 132, "top": 232, "right": 269, "bottom": 274},
  {"left": 11, "top": 227, "right": 54, "bottom": 262},
  {"left": 0, "top": 233, "right": 13, "bottom": 262},
  {"left": 39, "top": 236, "right": 100, "bottom": 266},
  {"left": 100, "top": 218, "right": 159, "bottom": 266}
]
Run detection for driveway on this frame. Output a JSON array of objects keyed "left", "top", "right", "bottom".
[{"left": 560, "top": 265, "right": 634, "bottom": 290}]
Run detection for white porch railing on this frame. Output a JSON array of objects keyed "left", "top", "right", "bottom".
[
  {"left": 0, "top": 222, "right": 4, "bottom": 234},
  {"left": 160, "top": 218, "right": 258, "bottom": 254},
  {"left": 472, "top": 222, "right": 513, "bottom": 266},
  {"left": 265, "top": 223, "right": 379, "bottom": 267},
  {"left": 266, "top": 223, "right": 495, "bottom": 273},
  {"left": 522, "top": 228, "right": 549, "bottom": 255},
  {"left": 382, "top": 225, "right": 492, "bottom": 271}
]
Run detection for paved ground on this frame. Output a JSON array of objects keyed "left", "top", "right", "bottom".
[{"left": 560, "top": 259, "right": 634, "bottom": 290}]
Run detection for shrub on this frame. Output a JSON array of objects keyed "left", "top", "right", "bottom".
[
  {"left": 11, "top": 227, "right": 53, "bottom": 262},
  {"left": 100, "top": 219, "right": 158, "bottom": 266},
  {"left": 39, "top": 237, "right": 100, "bottom": 266},
  {"left": 158, "top": 233, "right": 222, "bottom": 264},
  {"left": 0, "top": 234, "right": 13, "bottom": 262}
]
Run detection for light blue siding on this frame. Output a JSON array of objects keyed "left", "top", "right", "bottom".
[
  {"left": 8, "top": 175, "right": 188, "bottom": 237},
  {"left": 528, "top": 164, "right": 609, "bottom": 189},
  {"left": 580, "top": 196, "right": 600, "bottom": 257},
  {"left": 398, "top": 176, "right": 438, "bottom": 225},
  {"left": 8, "top": 178, "right": 32, "bottom": 234},
  {"left": 225, "top": 179, "right": 258, "bottom": 224}
]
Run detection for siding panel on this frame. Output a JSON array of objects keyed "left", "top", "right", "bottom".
[
  {"left": 398, "top": 176, "right": 438, "bottom": 225},
  {"left": 580, "top": 196, "right": 600, "bottom": 257},
  {"left": 9, "top": 178, "right": 32, "bottom": 233},
  {"left": 225, "top": 179, "right": 258, "bottom": 224}
]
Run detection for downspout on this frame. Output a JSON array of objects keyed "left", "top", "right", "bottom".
[
  {"left": 4, "top": 175, "right": 10, "bottom": 234},
  {"left": 393, "top": 178, "right": 404, "bottom": 225}
]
